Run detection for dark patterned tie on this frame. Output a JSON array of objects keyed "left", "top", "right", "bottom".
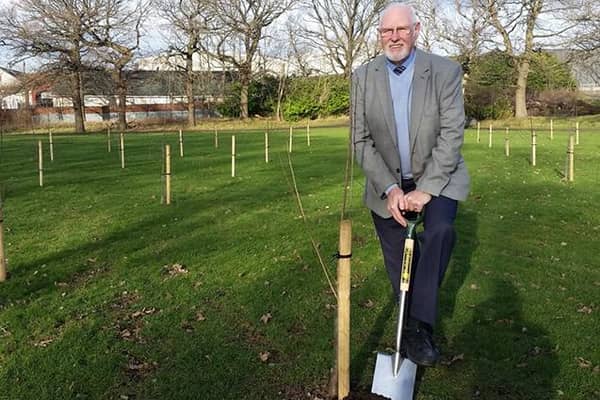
[{"left": 393, "top": 65, "right": 406, "bottom": 75}]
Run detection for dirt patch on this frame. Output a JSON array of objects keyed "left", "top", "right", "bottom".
[{"left": 343, "top": 392, "right": 390, "bottom": 400}]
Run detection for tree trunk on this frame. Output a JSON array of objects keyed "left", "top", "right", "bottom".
[
  {"left": 239, "top": 63, "right": 250, "bottom": 119},
  {"left": 514, "top": 57, "right": 530, "bottom": 118},
  {"left": 240, "top": 80, "right": 249, "bottom": 119},
  {"left": 185, "top": 71, "right": 196, "bottom": 126},
  {"left": 71, "top": 73, "right": 86, "bottom": 133},
  {"left": 276, "top": 63, "right": 286, "bottom": 122},
  {"left": 116, "top": 69, "right": 127, "bottom": 131},
  {"left": 186, "top": 55, "right": 196, "bottom": 126}
]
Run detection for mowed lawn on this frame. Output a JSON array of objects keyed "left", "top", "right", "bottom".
[{"left": 0, "top": 123, "right": 597, "bottom": 399}]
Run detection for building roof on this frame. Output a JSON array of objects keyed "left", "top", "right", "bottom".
[{"left": 0, "top": 66, "right": 23, "bottom": 78}]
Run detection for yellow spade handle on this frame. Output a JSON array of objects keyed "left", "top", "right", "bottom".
[{"left": 400, "top": 237, "right": 414, "bottom": 292}]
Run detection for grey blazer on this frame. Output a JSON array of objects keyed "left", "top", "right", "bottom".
[{"left": 352, "top": 49, "right": 470, "bottom": 218}]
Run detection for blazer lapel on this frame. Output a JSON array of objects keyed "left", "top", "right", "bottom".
[
  {"left": 410, "top": 49, "right": 431, "bottom": 152},
  {"left": 373, "top": 56, "right": 398, "bottom": 148}
]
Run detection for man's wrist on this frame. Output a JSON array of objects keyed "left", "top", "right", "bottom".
[{"left": 384, "top": 183, "right": 400, "bottom": 197}]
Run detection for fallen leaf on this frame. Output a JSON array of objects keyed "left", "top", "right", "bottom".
[
  {"left": 163, "top": 263, "right": 188, "bottom": 276},
  {"left": 260, "top": 313, "right": 272, "bottom": 324},
  {"left": 259, "top": 351, "right": 270, "bottom": 362},
  {"left": 469, "top": 284, "right": 479, "bottom": 290},
  {"left": 33, "top": 338, "right": 54, "bottom": 347},
  {"left": 576, "top": 357, "right": 592, "bottom": 369},
  {"left": 126, "top": 356, "right": 158, "bottom": 377},
  {"left": 529, "top": 346, "right": 542, "bottom": 356},
  {"left": 196, "top": 312, "right": 206, "bottom": 321},
  {"left": 441, "top": 353, "right": 464, "bottom": 366},
  {"left": 577, "top": 305, "right": 593, "bottom": 314},
  {"left": 131, "top": 307, "right": 156, "bottom": 319},
  {"left": 180, "top": 321, "right": 194, "bottom": 333},
  {"left": 360, "top": 299, "right": 375, "bottom": 308},
  {"left": 516, "top": 362, "right": 528, "bottom": 368}
]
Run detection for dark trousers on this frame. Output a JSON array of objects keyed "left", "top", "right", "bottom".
[{"left": 371, "top": 186, "right": 458, "bottom": 327}]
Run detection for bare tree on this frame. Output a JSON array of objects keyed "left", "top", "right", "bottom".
[
  {"left": 477, "top": 0, "right": 581, "bottom": 117},
  {"left": 286, "top": 23, "right": 316, "bottom": 77},
  {"left": 299, "top": 0, "right": 385, "bottom": 78},
  {"left": 90, "top": 0, "right": 150, "bottom": 131},
  {"left": 564, "top": 0, "right": 600, "bottom": 84},
  {"left": 0, "top": 0, "right": 106, "bottom": 133},
  {"left": 158, "top": 0, "right": 212, "bottom": 126},
  {"left": 416, "top": 0, "right": 491, "bottom": 67},
  {"left": 203, "top": 0, "right": 294, "bottom": 119}
]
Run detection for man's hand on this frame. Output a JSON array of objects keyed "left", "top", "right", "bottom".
[
  {"left": 386, "top": 186, "right": 407, "bottom": 227},
  {"left": 405, "top": 190, "right": 432, "bottom": 212}
]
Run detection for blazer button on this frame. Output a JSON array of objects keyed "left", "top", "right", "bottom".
[{"left": 396, "top": 168, "right": 401, "bottom": 173}]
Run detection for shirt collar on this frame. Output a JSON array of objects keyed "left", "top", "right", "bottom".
[{"left": 385, "top": 49, "right": 416, "bottom": 73}]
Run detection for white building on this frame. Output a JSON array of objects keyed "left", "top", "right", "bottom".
[{"left": 0, "top": 67, "right": 27, "bottom": 109}]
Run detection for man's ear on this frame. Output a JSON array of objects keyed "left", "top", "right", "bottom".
[{"left": 413, "top": 21, "right": 421, "bottom": 40}]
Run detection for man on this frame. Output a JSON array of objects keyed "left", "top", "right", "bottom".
[{"left": 352, "top": 2, "right": 470, "bottom": 367}]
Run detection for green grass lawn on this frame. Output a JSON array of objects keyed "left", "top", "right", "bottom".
[{"left": 0, "top": 123, "right": 598, "bottom": 399}]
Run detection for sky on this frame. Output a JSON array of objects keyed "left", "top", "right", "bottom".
[{"left": 0, "top": 0, "right": 167, "bottom": 71}]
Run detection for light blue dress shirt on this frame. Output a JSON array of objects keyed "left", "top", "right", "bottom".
[{"left": 386, "top": 50, "right": 416, "bottom": 180}]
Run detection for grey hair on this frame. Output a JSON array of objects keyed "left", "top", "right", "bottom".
[{"left": 378, "top": 2, "right": 419, "bottom": 28}]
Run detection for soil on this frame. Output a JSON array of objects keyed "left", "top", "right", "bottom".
[{"left": 343, "top": 392, "right": 389, "bottom": 400}]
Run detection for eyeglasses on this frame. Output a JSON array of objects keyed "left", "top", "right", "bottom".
[{"left": 378, "top": 26, "right": 413, "bottom": 38}]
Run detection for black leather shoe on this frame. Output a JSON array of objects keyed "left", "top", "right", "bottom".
[{"left": 404, "top": 318, "right": 440, "bottom": 367}]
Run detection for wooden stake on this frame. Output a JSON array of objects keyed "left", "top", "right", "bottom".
[
  {"left": 575, "top": 121, "right": 579, "bottom": 145},
  {"left": 264, "top": 131, "right": 269, "bottom": 163},
  {"left": 49, "top": 131, "right": 54, "bottom": 161},
  {"left": 550, "top": 119, "right": 553, "bottom": 141},
  {"left": 477, "top": 121, "right": 480, "bottom": 143},
  {"left": 531, "top": 130, "right": 537, "bottom": 166},
  {"left": 179, "top": 129, "right": 184, "bottom": 157},
  {"left": 307, "top": 121, "right": 311, "bottom": 147},
  {"left": 567, "top": 134, "right": 574, "bottom": 182},
  {"left": 120, "top": 133, "right": 125, "bottom": 169},
  {"left": 0, "top": 200, "right": 7, "bottom": 282},
  {"left": 214, "top": 127, "right": 219, "bottom": 148},
  {"left": 288, "top": 126, "right": 293, "bottom": 153},
  {"left": 231, "top": 135, "right": 236, "bottom": 177},
  {"left": 505, "top": 127, "right": 510, "bottom": 157},
  {"left": 488, "top": 123, "right": 493, "bottom": 148},
  {"left": 164, "top": 144, "right": 171, "bottom": 205},
  {"left": 107, "top": 127, "right": 111, "bottom": 152},
  {"left": 337, "top": 219, "right": 352, "bottom": 400},
  {"left": 38, "top": 140, "right": 43, "bottom": 187}
]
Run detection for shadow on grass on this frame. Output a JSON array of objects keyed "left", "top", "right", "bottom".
[
  {"left": 453, "top": 280, "right": 559, "bottom": 399},
  {"left": 350, "top": 296, "right": 396, "bottom": 386}
]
